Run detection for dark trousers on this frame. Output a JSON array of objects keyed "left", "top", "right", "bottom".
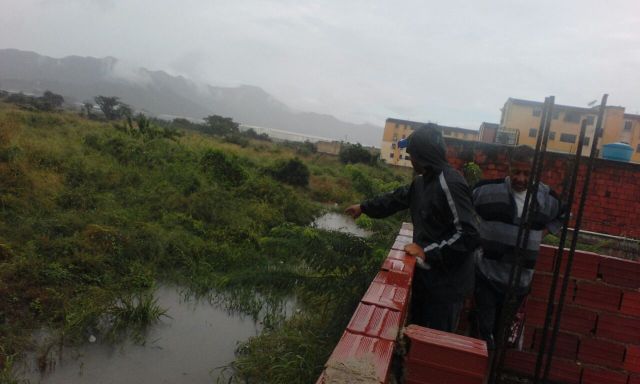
[
  {"left": 473, "top": 274, "right": 525, "bottom": 350},
  {"left": 410, "top": 267, "right": 463, "bottom": 333}
]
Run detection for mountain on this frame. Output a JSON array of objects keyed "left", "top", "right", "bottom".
[{"left": 0, "top": 49, "right": 382, "bottom": 146}]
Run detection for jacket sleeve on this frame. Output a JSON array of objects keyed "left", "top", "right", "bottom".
[
  {"left": 424, "top": 175, "right": 480, "bottom": 267},
  {"left": 546, "top": 189, "right": 565, "bottom": 235},
  {"left": 360, "top": 184, "right": 411, "bottom": 219}
]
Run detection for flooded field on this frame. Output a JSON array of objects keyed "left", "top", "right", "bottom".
[{"left": 19, "top": 286, "right": 260, "bottom": 384}]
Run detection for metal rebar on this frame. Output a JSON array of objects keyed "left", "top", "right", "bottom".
[
  {"left": 532, "top": 119, "right": 587, "bottom": 383},
  {"left": 541, "top": 94, "right": 608, "bottom": 382},
  {"left": 489, "top": 96, "right": 555, "bottom": 382}
]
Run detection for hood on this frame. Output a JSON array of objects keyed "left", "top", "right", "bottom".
[{"left": 405, "top": 123, "right": 448, "bottom": 171}]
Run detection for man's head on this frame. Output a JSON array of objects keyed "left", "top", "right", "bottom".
[
  {"left": 508, "top": 145, "right": 534, "bottom": 192},
  {"left": 400, "top": 123, "right": 447, "bottom": 175}
]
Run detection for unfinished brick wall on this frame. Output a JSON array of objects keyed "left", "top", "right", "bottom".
[
  {"left": 503, "top": 244, "right": 640, "bottom": 383},
  {"left": 444, "top": 138, "right": 640, "bottom": 239}
]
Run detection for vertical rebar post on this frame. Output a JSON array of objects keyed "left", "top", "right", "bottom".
[
  {"left": 532, "top": 120, "right": 588, "bottom": 383},
  {"left": 542, "top": 94, "right": 608, "bottom": 382}
]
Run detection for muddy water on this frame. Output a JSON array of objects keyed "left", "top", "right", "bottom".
[
  {"left": 21, "top": 286, "right": 259, "bottom": 384},
  {"left": 312, "top": 212, "right": 372, "bottom": 238}
]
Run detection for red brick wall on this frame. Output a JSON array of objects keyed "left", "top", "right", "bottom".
[
  {"left": 503, "top": 245, "right": 640, "bottom": 383},
  {"left": 444, "top": 139, "right": 640, "bottom": 239}
]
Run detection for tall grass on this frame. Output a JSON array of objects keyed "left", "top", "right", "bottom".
[{"left": 0, "top": 102, "right": 410, "bottom": 382}]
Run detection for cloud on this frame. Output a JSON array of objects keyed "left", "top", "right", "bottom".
[{"left": 1, "top": 0, "right": 639, "bottom": 127}]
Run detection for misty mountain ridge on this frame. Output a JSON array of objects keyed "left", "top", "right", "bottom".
[{"left": 0, "top": 48, "right": 382, "bottom": 146}]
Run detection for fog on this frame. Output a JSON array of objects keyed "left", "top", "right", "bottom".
[{"left": 2, "top": 0, "right": 639, "bottom": 127}]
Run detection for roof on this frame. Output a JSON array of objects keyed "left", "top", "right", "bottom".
[
  {"left": 507, "top": 98, "right": 598, "bottom": 115},
  {"left": 624, "top": 113, "right": 640, "bottom": 120},
  {"left": 480, "top": 122, "right": 499, "bottom": 129},
  {"left": 386, "top": 118, "right": 478, "bottom": 135}
]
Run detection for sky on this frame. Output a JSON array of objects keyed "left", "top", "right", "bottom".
[{"left": 2, "top": 0, "right": 640, "bottom": 129}]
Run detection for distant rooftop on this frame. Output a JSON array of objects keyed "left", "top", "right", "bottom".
[{"left": 386, "top": 117, "right": 478, "bottom": 134}]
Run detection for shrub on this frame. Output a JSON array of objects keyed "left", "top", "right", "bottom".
[
  {"left": 339, "top": 143, "right": 373, "bottom": 165},
  {"left": 267, "top": 158, "right": 310, "bottom": 187},
  {"left": 200, "top": 149, "right": 246, "bottom": 187}
]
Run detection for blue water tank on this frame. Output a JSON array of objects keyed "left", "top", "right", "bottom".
[{"left": 602, "top": 142, "right": 633, "bottom": 162}]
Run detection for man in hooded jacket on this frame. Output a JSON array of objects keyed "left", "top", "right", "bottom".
[{"left": 345, "top": 124, "right": 479, "bottom": 332}]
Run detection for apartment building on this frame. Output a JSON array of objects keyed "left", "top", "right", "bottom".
[
  {"left": 492, "top": 98, "right": 640, "bottom": 162},
  {"left": 380, "top": 118, "right": 479, "bottom": 167}
]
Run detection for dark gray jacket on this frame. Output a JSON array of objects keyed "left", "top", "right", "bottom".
[{"left": 361, "top": 126, "right": 480, "bottom": 301}]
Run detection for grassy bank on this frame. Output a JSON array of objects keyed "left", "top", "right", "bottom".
[{"left": 0, "top": 103, "right": 411, "bottom": 383}]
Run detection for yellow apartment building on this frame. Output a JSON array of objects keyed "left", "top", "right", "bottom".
[
  {"left": 380, "top": 118, "right": 479, "bottom": 167},
  {"left": 494, "top": 98, "right": 640, "bottom": 162}
]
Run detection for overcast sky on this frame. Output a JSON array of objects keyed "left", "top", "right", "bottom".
[{"left": 2, "top": 0, "right": 639, "bottom": 128}]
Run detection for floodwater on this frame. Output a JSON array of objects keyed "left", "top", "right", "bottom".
[
  {"left": 312, "top": 212, "right": 372, "bottom": 238},
  {"left": 20, "top": 286, "right": 260, "bottom": 384}
]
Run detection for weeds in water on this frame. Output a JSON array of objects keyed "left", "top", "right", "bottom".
[
  {"left": 104, "top": 292, "right": 168, "bottom": 343},
  {"left": 0, "top": 102, "right": 411, "bottom": 383}
]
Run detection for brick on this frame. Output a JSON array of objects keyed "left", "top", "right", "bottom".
[
  {"left": 391, "top": 235, "right": 412, "bottom": 251},
  {"left": 547, "top": 358, "right": 581, "bottom": 384},
  {"left": 404, "top": 359, "right": 484, "bottom": 384},
  {"left": 531, "top": 330, "right": 579, "bottom": 360},
  {"left": 503, "top": 349, "right": 535, "bottom": 376},
  {"left": 524, "top": 298, "right": 549, "bottom": 327},
  {"left": 581, "top": 366, "right": 628, "bottom": 384},
  {"left": 401, "top": 222, "right": 413, "bottom": 231},
  {"left": 536, "top": 246, "right": 556, "bottom": 273},
  {"left": 596, "top": 313, "right": 640, "bottom": 344},
  {"left": 373, "top": 270, "right": 411, "bottom": 288},
  {"left": 381, "top": 257, "right": 415, "bottom": 276},
  {"left": 574, "top": 281, "right": 622, "bottom": 312},
  {"left": 325, "top": 331, "right": 394, "bottom": 383},
  {"left": 560, "top": 249, "right": 600, "bottom": 280},
  {"left": 522, "top": 326, "right": 537, "bottom": 350},
  {"left": 404, "top": 325, "right": 488, "bottom": 379},
  {"left": 530, "top": 273, "right": 576, "bottom": 302},
  {"left": 626, "top": 345, "right": 640, "bottom": 374},
  {"left": 558, "top": 304, "right": 597, "bottom": 336},
  {"left": 621, "top": 290, "right": 640, "bottom": 317},
  {"left": 361, "top": 282, "right": 409, "bottom": 313},
  {"left": 599, "top": 256, "right": 640, "bottom": 289},
  {"left": 578, "top": 337, "right": 626, "bottom": 370},
  {"left": 346, "top": 303, "right": 401, "bottom": 341},
  {"left": 630, "top": 375, "right": 640, "bottom": 384}
]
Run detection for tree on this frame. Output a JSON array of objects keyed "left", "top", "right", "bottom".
[
  {"left": 203, "top": 115, "right": 239, "bottom": 136},
  {"left": 94, "top": 96, "right": 132, "bottom": 120},
  {"left": 339, "top": 143, "right": 374, "bottom": 165},
  {"left": 39, "top": 90, "right": 64, "bottom": 111}
]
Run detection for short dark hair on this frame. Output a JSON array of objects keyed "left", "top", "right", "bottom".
[{"left": 509, "top": 145, "right": 535, "bottom": 164}]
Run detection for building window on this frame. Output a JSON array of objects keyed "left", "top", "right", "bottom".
[
  {"left": 625, "top": 121, "right": 633, "bottom": 131},
  {"left": 532, "top": 109, "right": 542, "bottom": 117},
  {"left": 560, "top": 133, "right": 577, "bottom": 143},
  {"left": 552, "top": 111, "right": 560, "bottom": 119},
  {"left": 564, "top": 112, "right": 581, "bottom": 123},
  {"left": 583, "top": 137, "right": 590, "bottom": 146},
  {"left": 395, "top": 123, "right": 399, "bottom": 129},
  {"left": 389, "top": 153, "right": 394, "bottom": 158},
  {"left": 549, "top": 131, "right": 556, "bottom": 140},
  {"left": 586, "top": 116, "right": 595, "bottom": 125},
  {"left": 636, "top": 144, "right": 640, "bottom": 153},
  {"left": 529, "top": 128, "right": 537, "bottom": 138}
]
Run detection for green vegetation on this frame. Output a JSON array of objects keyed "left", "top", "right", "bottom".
[
  {"left": 339, "top": 143, "right": 376, "bottom": 165},
  {"left": 0, "top": 102, "right": 411, "bottom": 383}
]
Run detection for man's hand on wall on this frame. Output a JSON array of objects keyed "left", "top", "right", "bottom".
[
  {"left": 344, "top": 204, "right": 362, "bottom": 219},
  {"left": 404, "top": 243, "right": 426, "bottom": 260}
]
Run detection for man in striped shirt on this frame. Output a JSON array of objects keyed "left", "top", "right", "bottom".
[
  {"left": 346, "top": 124, "right": 479, "bottom": 332},
  {"left": 472, "top": 145, "right": 562, "bottom": 349}
]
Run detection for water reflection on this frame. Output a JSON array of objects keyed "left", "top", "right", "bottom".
[
  {"left": 312, "top": 212, "right": 372, "bottom": 238},
  {"left": 21, "top": 286, "right": 260, "bottom": 384}
]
